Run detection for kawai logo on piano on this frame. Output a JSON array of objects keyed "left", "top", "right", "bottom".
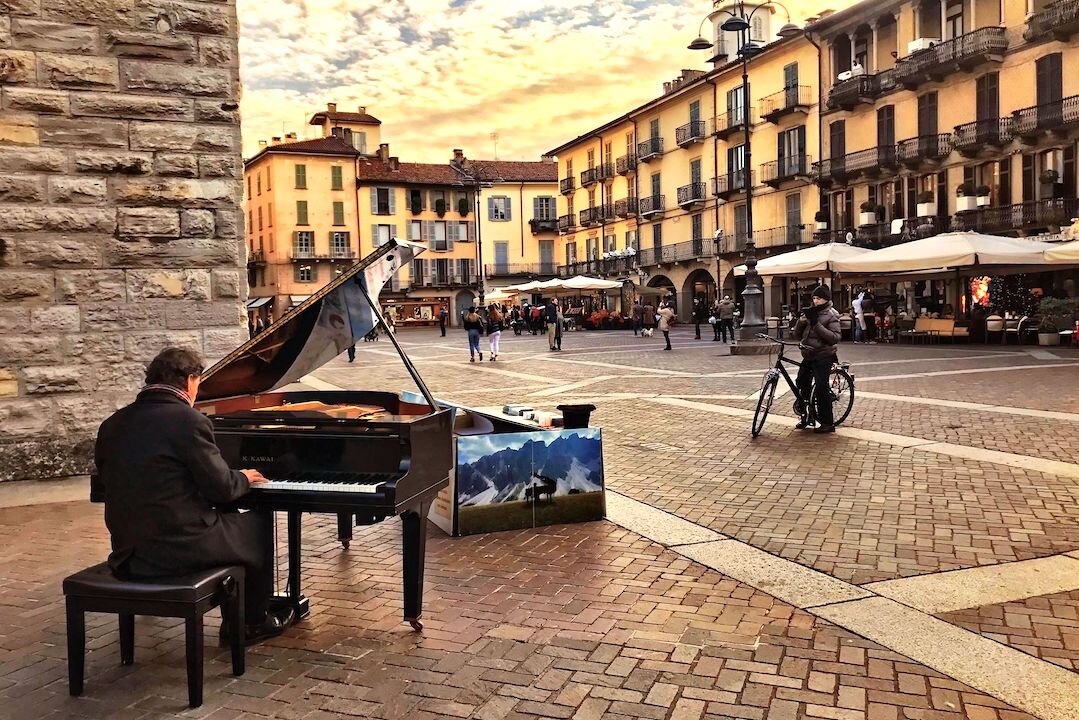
[{"left": 242, "top": 455, "right": 277, "bottom": 463}]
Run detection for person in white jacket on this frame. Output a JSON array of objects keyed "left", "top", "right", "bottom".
[{"left": 852, "top": 291, "right": 865, "bottom": 343}]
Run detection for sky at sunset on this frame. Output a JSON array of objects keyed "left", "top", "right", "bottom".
[{"left": 237, "top": 0, "right": 854, "bottom": 163}]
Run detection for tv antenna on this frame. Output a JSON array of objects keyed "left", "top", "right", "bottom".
[{"left": 490, "top": 132, "right": 499, "bottom": 160}]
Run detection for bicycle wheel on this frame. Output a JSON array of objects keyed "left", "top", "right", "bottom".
[
  {"left": 830, "top": 368, "right": 855, "bottom": 426},
  {"left": 752, "top": 374, "right": 778, "bottom": 437}
]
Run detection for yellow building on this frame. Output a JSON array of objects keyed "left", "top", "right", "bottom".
[{"left": 546, "top": 2, "right": 822, "bottom": 320}]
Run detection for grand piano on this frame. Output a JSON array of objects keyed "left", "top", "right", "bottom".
[{"left": 94, "top": 239, "right": 451, "bottom": 630}]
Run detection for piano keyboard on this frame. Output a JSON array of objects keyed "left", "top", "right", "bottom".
[{"left": 256, "top": 471, "right": 395, "bottom": 495}]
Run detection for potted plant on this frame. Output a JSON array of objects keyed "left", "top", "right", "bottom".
[
  {"left": 410, "top": 197, "right": 422, "bottom": 215},
  {"left": 458, "top": 197, "right": 469, "bottom": 216},
  {"left": 1040, "top": 168, "right": 1060, "bottom": 186},
  {"left": 435, "top": 198, "right": 447, "bottom": 217},
  {"left": 814, "top": 210, "right": 828, "bottom": 232},
  {"left": 916, "top": 191, "right": 935, "bottom": 217},
  {"left": 875, "top": 204, "right": 886, "bottom": 222},
  {"left": 976, "top": 185, "right": 991, "bottom": 207},
  {"left": 955, "top": 182, "right": 977, "bottom": 212},
  {"left": 858, "top": 200, "right": 877, "bottom": 226},
  {"left": 1036, "top": 297, "right": 1077, "bottom": 346}
]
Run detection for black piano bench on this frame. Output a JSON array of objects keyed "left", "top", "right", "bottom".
[{"left": 62, "top": 563, "right": 245, "bottom": 709}]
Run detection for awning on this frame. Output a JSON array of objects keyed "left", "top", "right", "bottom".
[
  {"left": 289, "top": 295, "right": 311, "bottom": 305},
  {"left": 833, "top": 232, "right": 1055, "bottom": 273},
  {"left": 559, "top": 275, "right": 623, "bottom": 291},
  {"left": 1046, "top": 239, "right": 1079, "bottom": 263},
  {"left": 734, "top": 243, "right": 871, "bottom": 277},
  {"left": 246, "top": 297, "right": 272, "bottom": 309}
]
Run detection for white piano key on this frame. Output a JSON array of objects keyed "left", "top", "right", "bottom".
[{"left": 260, "top": 480, "right": 383, "bottom": 494}]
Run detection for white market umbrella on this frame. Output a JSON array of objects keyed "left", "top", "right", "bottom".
[
  {"left": 505, "top": 280, "right": 543, "bottom": 292},
  {"left": 833, "top": 232, "right": 1055, "bottom": 273},
  {"left": 1046, "top": 240, "right": 1079, "bottom": 263},
  {"left": 734, "top": 243, "right": 871, "bottom": 277},
  {"left": 560, "top": 275, "right": 622, "bottom": 291},
  {"left": 534, "top": 278, "right": 565, "bottom": 291},
  {"left": 483, "top": 288, "right": 518, "bottom": 303}
]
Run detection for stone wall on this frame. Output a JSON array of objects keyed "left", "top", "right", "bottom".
[{"left": 0, "top": 0, "right": 245, "bottom": 482}]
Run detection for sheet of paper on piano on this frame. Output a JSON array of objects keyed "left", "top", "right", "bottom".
[{"left": 252, "top": 401, "right": 389, "bottom": 421}]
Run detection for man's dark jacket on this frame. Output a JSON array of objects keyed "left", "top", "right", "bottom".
[
  {"left": 96, "top": 390, "right": 252, "bottom": 575},
  {"left": 544, "top": 303, "right": 558, "bottom": 323}
]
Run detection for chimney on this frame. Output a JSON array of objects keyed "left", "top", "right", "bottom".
[
  {"left": 378, "top": 143, "right": 390, "bottom": 161},
  {"left": 327, "top": 102, "right": 337, "bottom": 113},
  {"left": 271, "top": 136, "right": 281, "bottom": 145},
  {"left": 452, "top": 148, "right": 465, "bottom": 162},
  {"left": 390, "top": 157, "right": 400, "bottom": 171},
  {"left": 258, "top": 139, "right": 267, "bottom": 149},
  {"left": 358, "top": 106, "right": 366, "bottom": 114},
  {"left": 285, "top": 132, "right": 297, "bottom": 142},
  {"left": 540, "top": 154, "right": 555, "bottom": 164}
]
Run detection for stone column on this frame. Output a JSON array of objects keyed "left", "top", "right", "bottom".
[
  {"left": 869, "top": 21, "right": 879, "bottom": 72},
  {"left": 0, "top": 0, "right": 246, "bottom": 482}
]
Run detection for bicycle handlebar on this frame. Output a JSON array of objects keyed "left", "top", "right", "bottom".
[{"left": 756, "top": 333, "right": 802, "bottom": 347}]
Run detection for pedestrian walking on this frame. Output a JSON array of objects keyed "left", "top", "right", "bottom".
[
  {"left": 710, "top": 299, "right": 722, "bottom": 341},
  {"left": 486, "top": 304, "right": 504, "bottom": 361},
  {"left": 631, "top": 300, "right": 643, "bottom": 336},
  {"left": 642, "top": 302, "right": 655, "bottom": 337},
  {"left": 792, "top": 285, "right": 841, "bottom": 434},
  {"left": 862, "top": 287, "right": 877, "bottom": 342},
  {"left": 346, "top": 342, "right": 356, "bottom": 362},
  {"left": 692, "top": 298, "right": 706, "bottom": 340},
  {"left": 544, "top": 298, "right": 560, "bottom": 351},
  {"left": 852, "top": 291, "right": 865, "bottom": 343},
  {"left": 463, "top": 306, "right": 484, "bottom": 362},
  {"left": 717, "top": 294, "right": 736, "bottom": 344},
  {"left": 438, "top": 304, "right": 448, "bottom": 337},
  {"left": 658, "top": 302, "right": 675, "bottom": 351},
  {"left": 555, "top": 301, "right": 564, "bottom": 351}
]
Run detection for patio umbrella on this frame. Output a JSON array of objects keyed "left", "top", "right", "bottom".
[
  {"left": 734, "top": 243, "right": 871, "bottom": 276},
  {"left": 1046, "top": 240, "right": 1079, "bottom": 263},
  {"left": 560, "top": 276, "right": 622, "bottom": 291},
  {"left": 832, "top": 232, "right": 1055, "bottom": 273},
  {"left": 505, "top": 280, "right": 543, "bottom": 292},
  {"left": 483, "top": 288, "right": 517, "bottom": 303}
]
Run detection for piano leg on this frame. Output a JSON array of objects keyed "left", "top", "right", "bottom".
[
  {"left": 280, "top": 510, "right": 310, "bottom": 620},
  {"left": 336, "top": 512, "right": 353, "bottom": 549},
  {"left": 400, "top": 501, "right": 431, "bottom": 632}
]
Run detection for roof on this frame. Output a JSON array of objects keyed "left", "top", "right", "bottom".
[
  {"left": 356, "top": 158, "right": 557, "bottom": 186},
  {"left": 309, "top": 110, "right": 382, "bottom": 126},
  {"left": 805, "top": 0, "right": 902, "bottom": 34},
  {"left": 464, "top": 160, "right": 557, "bottom": 183},
  {"left": 244, "top": 136, "right": 359, "bottom": 166}
]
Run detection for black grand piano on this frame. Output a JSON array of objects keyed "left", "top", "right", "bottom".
[{"left": 93, "top": 240, "right": 451, "bottom": 630}]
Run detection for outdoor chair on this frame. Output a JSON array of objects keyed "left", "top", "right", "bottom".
[
  {"left": 985, "top": 315, "right": 1004, "bottom": 343},
  {"left": 838, "top": 314, "right": 852, "bottom": 340},
  {"left": 1004, "top": 316, "right": 1030, "bottom": 345}
]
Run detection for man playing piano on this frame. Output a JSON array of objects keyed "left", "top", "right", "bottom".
[{"left": 94, "top": 347, "right": 295, "bottom": 645}]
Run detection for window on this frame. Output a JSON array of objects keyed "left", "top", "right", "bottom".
[
  {"left": 626, "top": 132, "right": 633, "bottom": 155},
  {"left": 409, "top": 188, "right": 425, "bottom": 212},
  {"left": 265, "top": 167, "right": 270, "bottom": 191},
  {"left": 690, "top": 158, "right": 702, "bottom": 185},
  {"left": 246, "top": 176, "right": 251, "bottom": 199},
  {"left": 689, "top": 99, "right": 700, "bottom": 123},
  {"left": 293, "top": 230, "right": 314, "bottom": 256},
  {"left": 778, "top": 125, "right": 806, "bottom": 175},
  {"left": 431, "top": 190, "right": 447, "bottom": 214},
  {"left": 331, "top": 165, "right": 343, "bottom": 191},
  {"left": 371, "top": 187, "right": 395, "bottom": 215},
  {"left": 649, "top": 118, "right": 660, "bottom": 140},
  {"left": 295, "top": 264, "right": 315, "bottom": 283},
  {"left": 294, "top": 164, "right": 306, "bottom": 189},
  {"left": 750, "top": 15, "right": 765, "bottom": 42},
  {"left": 257, "top": 207, "right": 263, "bottom": 230},
  {"left": 373, "top": 224, "right": 394, "bottom": 246},
  {"left": 566, "top": 241, "right": 577, "bottom": 265},
  {"left": 726, "top": 86, "right": 746, "bottom": 125},
  {"left": 604, "top": 234, "right": 617, "bottom": 253},
  {"left": 432, "top": 221, "right": 448, "bottom": 251},
  {"left": 256, "top": 174, "right": 261, "bottom": 195},
  {"left": 247, "top": 210, "right": 252, "bottom": 235},
  {"left": 650, "top": 172, "right": 661, "bottom": 198},
  {"left": 408, "top": 220, "right": 421, "bottom": 241},
  {"left": 604, "top": 142, "right": 613, "bottom": 165},
  {"left": 488, "top": 196, "right": 511, "bottom": 221},
  {"left": 566, "top": 158, "right": 573, "bottom": 177},
  {"left": 691, "top": 213, "right": 703, "bottom": 240},
  {"left": 494, "top": 241, "right": 509, "bottom": 271},
  {"left": 331, "top": 231, "right": 350, "bottom": 257},
  {"left": 728, "top": 145, "right": 746, "bottom": 186},
  {"left": 625, "top": 230, "right": 637, "bottom": 250},
  {"left": 296, "top": 200, "right": 308, "bottom": 225},
  {"left": 652, "top": 223, "right": 662, "bottom": 252},
  {"left": 268, "top": 202, "right": 272, "bottom": 226},
  {"left": 332, "top": 201, "right": 345, "bottom": 226},
  {"left": 567, "top": 197, "right": 575, "bottom": 217},
  {"left": 976, "top": 73, "right": 999, "bottom": 121},
  {"left": 587, "top": 149, "right": 595, "bottom": 168},
  {"left": 352, "top": 131, "right": 367, "bottom": 154},
  {"left": 945, "top": 0, "right": 963, "bottom": 39},
  {"left": 1036, "top": 53, "right": 1063, "bottom": 109},
  {"left": 785, "top": 194, "right": 802, "bottom": 244},
  {"left": 588, "top": 189, "right": 596, "bottom": 208},
  {"left": 533, "top": 196, "right": 556, "bottom": 220},
  {"left": 734, "top": 204, "right": 748, "bottom": 246}
]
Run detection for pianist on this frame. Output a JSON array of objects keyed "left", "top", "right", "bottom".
[{"left": 94, "top": 347, "right": 295, "bottom": 644}]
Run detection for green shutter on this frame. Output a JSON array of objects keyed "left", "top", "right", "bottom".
[
  {"left": 370, "top": 187, "right": 378, "bottom": 214},
  {"left": 295, "top": 164, "right": 306, "bottom": 189},
  {"left": 331, "top": 165, "right": 343, "bottom": 190},
  {"left": 333, "top": 201, "right": 344, "bottom": 226},
  {"left": 371, "top": 224, "right": 379, "bottom": 247},
  {"left": 296, "top": 200, "right": 308, "bottom": 225},
  {"left": 388, "top": 189, "right": 396, "bottom": 215}
]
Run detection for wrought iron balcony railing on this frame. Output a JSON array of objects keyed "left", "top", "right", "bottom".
[
  {"left": 675, "top": 120, "right": 708, "bottom": 147},
  {"left": 896, "top": 134, "right": 953, "bottom": 167},
  {"left": 529, "top": 217, "right": 559, "bottom": 233},
  {"left": 614, "top": 196, "right": 638, "bottom": 217},
  {"left": 485, "top": 263, "right": 557, "bottom": 278},
  {"left": 616, "top": 154, "right": 637, "bottom": 175},
  {"left": 894, "top": 27, "right": 1006, "bottom": 89},
  {"left": 597, "top": 162, "right": 616, "bottom": 181},
  {"left": 1024, "top": 0, "right": 1079, "bottom": 42},
  {"left": 580, "top": 167, "right": 599, "bottom": 187},
  {"left": 637, "top": 137, "right": 663, "bottom": 162},
  {"left": 1013, "top": 95, "right": 1079, "bottom": 142},
  {"left": 559, "top": 177, "right": 575, "bottom": 195},
  {"left": 760, "top": 86, "right": 813, "bottom": 123},
  {"left": 558, "top": 214, "right": 576, "bottom": 232},
  {"left": 713, "top": 170, "right": 753, "bottom": 199},
  {"left": 761, "top": 155, "right": 812, "bottom": 186},
  {"left": 753, "top": 225, "right": 812, "bottom": 248},
  {"left": 952, "top": 198, "right": 1079, "bottom": 234},
  {"left": 954, "top": 117, "right": 1015, "bottom": 156},
  {"left": 677, "top": 181, "right": 707, "bottom": 207},
  {"left": 715, "top": 107, "right": 755, "bottom": 140},
  {"left": 827, "top": 74, "right": 882, "bottom": 110},
  {"left": 638, "top": 194, "right": 666, "bottom": 217}
]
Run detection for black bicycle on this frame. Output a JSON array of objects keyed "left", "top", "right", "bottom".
[{"left": 751, "top": 334, "right": 855, "bottom": 437}]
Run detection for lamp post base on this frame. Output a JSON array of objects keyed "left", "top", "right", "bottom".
[{"left": 729, "top": 328, "right": 773, "bottom": 355}]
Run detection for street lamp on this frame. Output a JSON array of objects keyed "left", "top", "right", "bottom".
[
  {"left": 690, "top": 0, "right": 801, "bottom": 344},
  {"left": 452, "top": 159, "right": 500, "bottom": 309}
]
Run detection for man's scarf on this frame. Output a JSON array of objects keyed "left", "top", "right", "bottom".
[{"left": 138, "top": 383, "right": 192, "bottom": 405}]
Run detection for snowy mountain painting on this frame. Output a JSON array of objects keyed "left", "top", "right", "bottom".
[{"left": 455, "top": 428, "right": 604, "bottom": 535}]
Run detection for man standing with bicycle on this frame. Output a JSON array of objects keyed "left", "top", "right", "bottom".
[{"left": 794, "top": 286, "right": 841, "bottom": 434}]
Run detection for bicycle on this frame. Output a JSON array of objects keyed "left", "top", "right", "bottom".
[{"left": 751, "top": 334, "right": 855, "bottom": 438}]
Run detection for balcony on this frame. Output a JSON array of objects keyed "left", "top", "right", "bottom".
[
  {"left": 1025, "top": 0, "right": 1079, "bottom": 41},
  {"left": 580, "top": 167, "right": 599, "bottom": 187},
  {"left": 815, "top": 147, "right": 896, "bottom": 186},
  {"left": 247, "top": 249, "right": 266, "bottom": 266},
  {"left": 677, "top": 181, "right": 707, "bottom": 209},
  {"left": 717, "top": 233, "right": 748, "bottom": 255},
  {"left": 290, "top": 248, "right": 356, "bottom": 261},
  {"left": 896, "top": 134, "right": 954, "bottom": 168},
  {"left": 614, "top": 196, "right": 638, "bottom": 217},
  {"left": 753, "top": 225, "right": 812, "bottom": 248},
  {"left": 560, "top": 177, "right": 575, "bottom": 195},
  {"left": 760, "top": 86, "right": 813, "bottom": 124},
  {"left": 1013, "top": 95, "right": 1079, "bottom": 143},
  {"left": 954, "top": 117, "right": 1014, "bottom": 157},
  {"left": 761, "top": 155, "right": 812, "bottom": 187},
  {"left": 676, "top": 120, "right": 708, "bottom": 148},
  {"left": 713, "top": 170, "right": 753, "bottom": 200},
  {"left": 413, "top": 271, "right": 477, "bottom": 288},
  {"left": 827, "top": 74, "right": 881, "bottom": 110},
  {"left": 894, "top": 27, "right": 1007, "bottom": 90},
  {"left": 952, "top": 198, "right": 1079, "bottom": 234},
  {"left": 638, "top": 194, "right": 665, "bottom": 218},
  {"left": 558, "top": 214, "right": 576, "bottom": 232},
  {"left": 597, "top": 162, "right": 616, "bottom": 181},
  {"left": 485, "top": 263, "right": 557, "bottom": 278},
  {"left": 714, "top": 108, "right": 754, "bottom": 140},
  {"left": 638, "top": 241, "right": 711, "bottom": 266},
  {"left": 637, "top": 137, "right": 663, "bottom": 162},
  {"left": 579, "top": 207, "right": 602, "bottom": 227},
  {"left": 560, "top": 255, "right": 639, "bottom": 277},
  {"left": 529, "top": 217, "right": 559, "bottom": 234},
  {"left": 330, "top": 248, "right": 356, "bottom": 259},
  {"left": 616, "top": 154, "right": 637, "bottom": 175}
]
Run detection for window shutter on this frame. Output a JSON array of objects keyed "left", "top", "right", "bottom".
[
  {"left": 407, "top": 221, "right": 416, "bottom": 241},
  {"left": 504, "top": 197, "right": 512, "bottom": 221},
  {"left": 391, "top": 224, "right": 398, "bottom": 241},
  {"left": 487, "top": 197, "right": 495, "bottom": 220},
  {"left": 371, "top": 224, "right": 379, "bottom": 247},
  {"left": 388, "top": 189, "right": 396, "bottom": 215},
  {"left": 468, "top": 221, "right": 476, "bottom": 240},
  {"left": 447, "top": 221, "right": 458, "bottom": 248},
  {"left": 411, "top": 259, "right": 422, "bottom": 285},
  {"left": 370, "top": 187, "right": 378, "bottom": 214},
  {"left": 777, "top": 133, "right": 786, "bottom": 173},
  {"left": 423, "top": 259, "right": 432, "bottom": 286}
]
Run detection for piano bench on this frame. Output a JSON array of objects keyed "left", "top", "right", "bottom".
[{"left": 63, "top": 563, "right": 245, "bottom": 709}]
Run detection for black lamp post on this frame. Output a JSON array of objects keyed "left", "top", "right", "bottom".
[
  {"left": 452, "top": 160, "right": 499, "bottom": 309},
  {"left": 690, "top": 1, "right": 802, "bottom": 343}
]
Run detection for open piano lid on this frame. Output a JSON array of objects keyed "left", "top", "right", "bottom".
[{"left": 198, "top": 239, "right": 426, "bottom": 402}]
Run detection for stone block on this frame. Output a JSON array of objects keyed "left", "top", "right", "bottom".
[
  {"left": 121, "top": 61, "right": 230, "bottom": 97},
  {"left": 38, "top": 53, "right": 119, "bottom": 89},
  {"left": 165, "top": 300, "right": 242, "bottom": 330},
  {"left": 0, "top": 147, "right": 66, "bottom": 172},
  {"left": 39, "top": 116, "right": 128, "bottom": 147},
  {"left": 56, "top": 270, "right": 125, "bottom": 303},
  {"left": 11, "top": 18, "right": 97, "bottom": 52},
  {"left": 103, "top": 29, "right": 195, "bottom": 63},
  {"left": 0, "top": 49, "right": 35, "bottom": 83},
  {"left": 44, "top": 0, "right": 135, "bottom": 26},
  {"left": 127, "top": 269, "right": 210, "bottom": 300},
  {"left": 0, "top": 335, "right": 62, "bottom": 363},
  {"left": 105, "top": 236, "right": 239, "bottom": 268},
  {"left": 146, "top": 1, "right": 230, "bottom": 35},
  {"left": 81, "top": 302, "right": 165, "bottom": 331},
  {"left": 130, "top": 121, "right": 237, "bottom": 152},
  {"left": 30, "top": 305, "right": 80, "bottom": 333},
  {"left": 118, "top": 207, "right": 180, "bottom": 237},
  {"left": 2, "top": 87, "right": 69, "bottom": 114},
  {"left": 49, "top": 176, "right": 107, "bottom": 204},
  {"left": 198, "top": 36, "right": 235, "bottom": 67},
  {"left": 70, "top": 91, "right": 193, "bottom": 121},
  {"left": 203, "top": 325, "right": 246, "bottom": 357},
  {"left": 214, "top": 207, "right": 240, "bottom": 239},
  {"left": 16, "top": 234, "right": 103, "bottom": 267},
  {"left": 0, "top": 17, "right": 10, "bottom": 47},
  {"left": 181, "top": 209, "right": 214, "bottom": 237},
  {"left": 0, "top": 270, "right": 53, "bottom": 302},
  {"left": 0, "top": 436, "right": 94, "bottom": 482},
  {"left": 0, "top": 236, "right": 9, "bottom": 266},
  {"left": 74, "top": 150, "right": 151, "bottom": 174},
  {"left": 0, "top": 175, "right": 45, "bottom": 203},
  {"left": 0, "top": 399, "right": 54, "bottom": 439},
  {"left": 193, "top": 99, "right": 237, "bottom": 124},
  {"left": 123, "top": 329, "right": 200, "bottom": 361},
  {"left": 54, "top": 393, "right": 127, "bottom": 434},
  {"left": 198, "top": 154, "right": 239, "bottom": 178},
  {"left": 211, "top": 269, "right": 241, "bottom": 298},
  {"left": 63, "top": 332, "right": 125, "bottom": 361},
  {"left": 0, "top": 112, "right": 38, "bottom": 145},
  {"left": 1, "top": 0, "right": 41, "bottom": 16},
  {"left": 0, "top": 308, "right": 31, "bottom": 333},
  {"left": 154, "top": 153, "right": 198, "bottom": 177},
  {"left": 0, "top": 207, "right": 115, "bottom": 233},
  {"left": 0, "top": 368, "right": 16, "bottom": 397},
  {"left": 24, "top": 365, "right": 87, "bottom": 394},
  {"left": 93, "top": 360, "right": 147, "bottom": 393},
  {"left": 112, "top": 177, "right": 237, "bottom": 207}
]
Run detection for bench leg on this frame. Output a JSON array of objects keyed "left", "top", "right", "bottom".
[
  {"left": 226, "top": 575, "right": 245, "bottom": 677},
  {"left": 66, "top": 598, "right": 85, "bottom": 697},
  {"left": 119, "top": 613, "right": 135, "bottom": 666},
  {"left": 184, "top": 613, "right": 204, "bottom": 708}
]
